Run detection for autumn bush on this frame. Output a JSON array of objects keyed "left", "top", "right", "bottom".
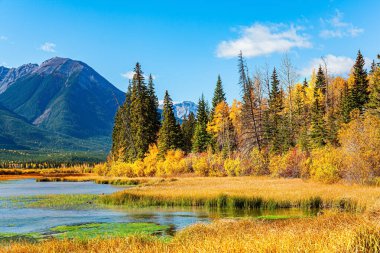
[
  {"left": 308, "top": 146, "right": 343, "bottom": 183},
  {"left": 269, "top": 148, "right": 307, "bottom": 178},
  {"left": 223, "top": 157, "right": 242, "bottom": 176},
  {"left": 338, "top": 112, "right": 380, "bottom": 184}
]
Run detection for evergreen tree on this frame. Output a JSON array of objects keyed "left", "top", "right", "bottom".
[
  {"left": 316, "top": 66, "right": 327, "bottom": 95},
  {"left": 211, "top": 75, "right": 226, "bottom": 114},
  {"left": 111, "top": 83, "right": 134, "bottom": 161},
  {"left": 192, "top": 94, "right": 211, "bottom": 152},
  {"left": 310, "top": 68, "right": 327, "bottom": 147},
  {"left": 350, "top": 50, "right": 369, "bottom": 112},
  {"left": 157, "top": 90, "right": 183, "bottom": 156},
  {"left": 303, "top": 78, "right": 308, "bottom": 89},
  {"left": 268, "top": 68, "right": 284, "bottom": 153},
  {"left": 128, "top": 63, "right": 155, "bottom": 160},
  {"left": 181, "top": 112, "right": 196, "bottom": 153},
  {"left": 147, "top": 74, "right": 161, "bottom": 144}
]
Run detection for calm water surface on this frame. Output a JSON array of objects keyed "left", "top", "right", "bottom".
[{"left": 0, "top": 179, "right": 310, "bottom": 235}]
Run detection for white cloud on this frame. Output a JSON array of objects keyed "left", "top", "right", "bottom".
[
  {"left": 121, "top": 71, "right": 135, "bottom": 79},
  {"left": 216, "top": 23, "right": 312, "bottom": 58},
  {"left": 40, "top": 42, "right": 56, "bottom": 52},
  {"left": 300, "top": 54, "right": 355, "bottom": 77},
  {"left": 319, "top": 10, "right": 363, "bottom": 38},
  {"left": 121, "top": 71, "right": 156, "bottom": 80},
  {"left": 0, "top": 36, "right": 8, "bottom": 41}
]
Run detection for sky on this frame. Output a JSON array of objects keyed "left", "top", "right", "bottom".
[{"left": 0, "top": 0, "right": 379, "bottom": 103}]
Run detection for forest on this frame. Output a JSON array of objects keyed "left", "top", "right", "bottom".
[{"left": 104, "top": 51, "right": 380, "bottom": 185}]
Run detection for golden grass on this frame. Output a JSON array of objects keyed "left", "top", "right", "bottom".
[
  {"left": 104, "top": 177, "right": 380, "bottom": 211},
  {"left": 2, "top": 214, "right": 379, "bottom": 253}
]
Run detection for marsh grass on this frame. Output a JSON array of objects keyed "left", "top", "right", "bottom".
[
  {"left": 100, "top": 177, "right": 371, "bottom": 212},
  {"left": 2, "top": 214, "right": 380, "bottom": 252},
  {"left": 2, "top": 194, "right": 100, "bottom": 209}
]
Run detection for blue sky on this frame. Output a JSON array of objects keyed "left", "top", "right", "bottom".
[{"left": 0, "top": 0, "right": 379, "bottom": 103}]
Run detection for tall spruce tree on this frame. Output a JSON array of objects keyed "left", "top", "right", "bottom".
[
  {"left": 268, "top": 68, "right": 284, "bottom": 153},
  {"left": 316, "top": 66, "right": 327, "bottom": 95},
  {"left": 128, "top": 63, "right": 158, "bottom": 161},
  {"left": 367, "top": 63, "right": 380, "bottom": 115},
  {"left": 310, "top": 67, "right": 327, "bottom": 147},
  {"left": 111, "top": 82, "right": 134, "bottom": 161},
  {"left": 147, "top": 74, "right": 161, "bottom": 144},
  {"left": 350, "top": 50, "right": 369, "bottom": 112},
  {"left": 157, "top": 90, "right": 183, "bottom": 156},
  {"left": 181, "top": 112, "right": 196, "bottom": 153},
  {"left": 192, "top": 94, "right": 211, "bottom": 152},
  {"left": 211, "top": 75, "right": 226, "bottom": 114}
]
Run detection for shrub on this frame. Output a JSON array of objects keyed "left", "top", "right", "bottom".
[
  {"left": 192, "top": 154, "right": 210, "bottom": 176},
  {"left": 224, "top": 158, "right": 242, "bottom": 176},
  {"left": 93, "top": 163, "right": 109, "bottom": 176},
  {"left": 339, "top": 113, "right": 380, "bottom": 184},
  {"left": 248, "top": 148, "right": 269, "bottom": 175},
  {"left": 269, "top": 148, "right": 307, "bottom": 178},
  {"left": 156, "top": 150, "right": 189, "bottom": 176},
  {"left": 309, "top": 147, "right": 343, "bottom": 183}
]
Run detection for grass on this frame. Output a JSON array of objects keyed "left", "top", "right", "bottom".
[
  {"left": 2, "top": 194, "right": 100, "bottom": 209},
  {"left": 100, "top": 177, "right": 380, "bottom": 212},
  {"left": 50, "top": 222, "right": 169, "bottom": 240},
  {"left": 2, "top": 214, "right": 380, "bottom": 252},
  {"left": 0, "top": 232, "right": 43, "bottom": 243}
]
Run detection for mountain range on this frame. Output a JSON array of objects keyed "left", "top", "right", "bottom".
[{"left": 0, "top": 57, "right": 197, "bottom": 161}]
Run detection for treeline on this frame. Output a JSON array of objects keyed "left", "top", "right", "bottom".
[
  {"left": 0, "top": 162, "right": 96, "bottom": 169},
  {"left": 106, "top": 51, "right": 380, "bottom": 184}
]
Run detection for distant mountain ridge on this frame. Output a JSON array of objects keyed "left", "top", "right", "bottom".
[
  {"left": 0, "top": 57, "right": 125, "bottom": 139},
  {"left": 158, "top": 100, "right": 197, "bottom": 120}
]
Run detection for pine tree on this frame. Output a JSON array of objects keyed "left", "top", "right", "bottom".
[
  {"left": 147, "top": 74, "right": 161, "bottom": 144},
  {"left": 303, "top": 78, "right": 308, "bottom": 89},
  {"left": 351, "top": 50, "right": 369, "bottom": 112},
  {"left": 211, "top": 75, "right": 226, "bottom": 114},
  {"left": 111, "top": 82, "right": 134, "bottom": 161},
  {"left": 181, "top": 112, "right": 196, "bottom": 153},
  {"left": 316, "top": 66, "right": 327, "bottom": 95},
  {"left": 310, "top": 67, "right": 327, "bottom": 147},
  {"left": 268, "top": 68, "right": 284, "bottom": 153},
  {"left": 192, "top": 94, "right": 211, "bottom": 153},
  {"left": 128, "top": 63, "right": 154, "bottom": 160},
  {"left": 157, "top": 90, "right": 183, "bottom": 156}
]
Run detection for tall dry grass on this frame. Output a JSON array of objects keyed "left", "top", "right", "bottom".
[
  {"left": 2, "top": 214, "right": 379, "bottom": 253},
  {"left": 102, "top": 177, "right": 380, "bottom": 211}
]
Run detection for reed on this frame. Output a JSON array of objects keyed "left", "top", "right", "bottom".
[
  {"left": 2, "top": 214, "right": 379, "bottom": 253},
  {"left": 100, "top": 177, "right": 377, "bottom": 212}
]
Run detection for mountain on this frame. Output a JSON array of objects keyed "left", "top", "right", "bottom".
[
  {"left": 0, "top": 102, "right": 106, "bottom": 152},
  {"left": 0, "top": 57, "right": 125, "bottom": 139},
  {"left": 0, "top": 64, "right": 38, "bottom": 94},
  {"left": 158, "top": 101, "right": 198, "bottom": 120}
]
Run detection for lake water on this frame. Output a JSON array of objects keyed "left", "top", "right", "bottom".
[{"left": 0, "top": 179, "right": 310, "bottom": 236}]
